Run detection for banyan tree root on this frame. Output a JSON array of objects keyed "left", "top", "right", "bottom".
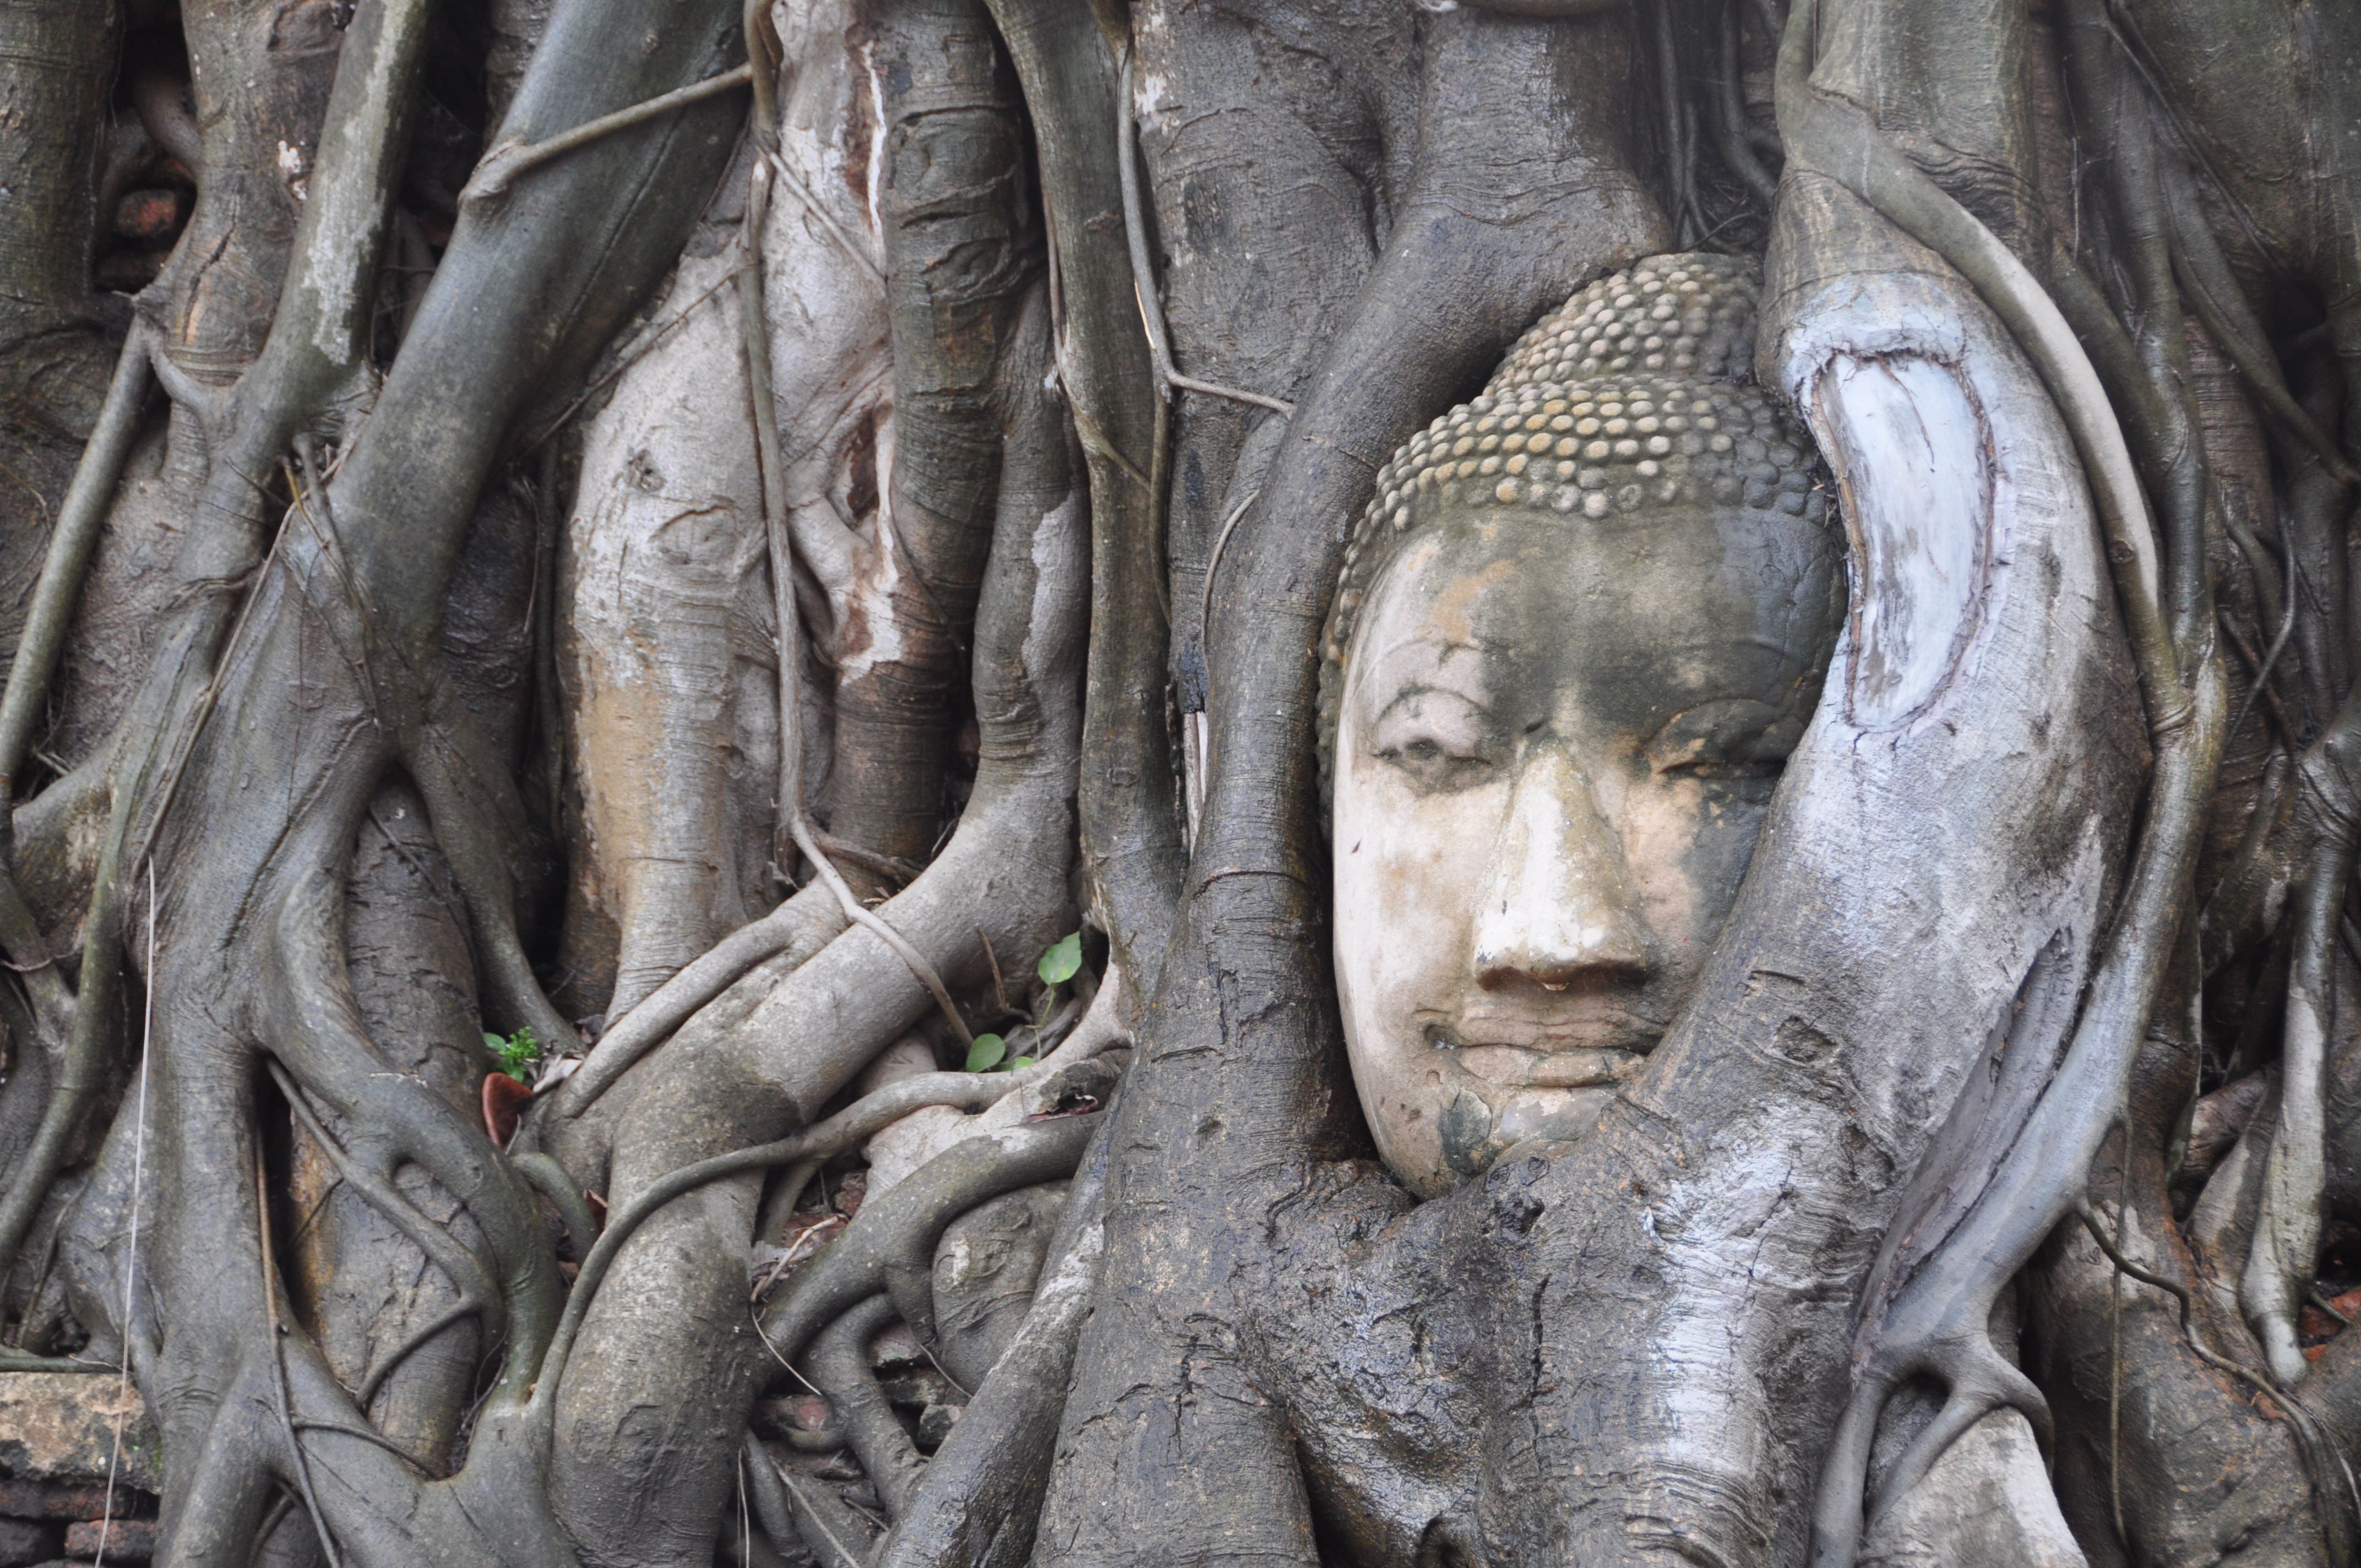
[
  {"left": 1036, "top": 3, "right": 2197, "bottom": 1562},
  {"left": 2023, "top": 1025, "right": 2342, "bottom": 1564},
  {"left": 1772, "top": 0, "right": 2361, "bottom": 1558},
  {"left": 648, "top": 1109, "right": 1108, "bottom": 1560},
  {"left": 541, "top": 0, "right": 1053, "bottom": 1192},
  {"left": 556, "top": 0, "right": 885, "bottom": 1026},
  {"left": 0, "top": 0, "right": 438, "bottom": 1293},
  {"left": 875, "top": 1108, "right": 1113, "bottom": 1568},
  {"left": 803, "top": 1294, "right": 927, "bottom": 1520},
  {"left": 744, "top": 1428, "right": 878, "bottom": 1567},
  {"left": 280, "top": 783, "right": 496, "bottom": 1477},
  {"left": 756, "top": 1112, "right": 1102, "bottom": 1379},
  {"left": 15, "top": 0, "right": 2359, "bottom": 1564},
  {"left": 977, "top": 0, "right": 1183, "bottom": 1003},
  {"left": 0, "top": 0, "right": 122, "bottom": 598},
  {"left": 21, "top": 0, "right": 761, "bottom": 1557},
  {"left": 1764, "top": 1, "right": 2242, "bottom": 1558},
  {"left": 547, "top": 260, "right": 1090, "bottom": 1555}
]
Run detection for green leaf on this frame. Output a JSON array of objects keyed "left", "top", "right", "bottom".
[
  {"left": 965, "top": 1033, "right": 1007, "bottom": 1072},
  {"left": 491, "top": 1026, "right": 541, "bottom": 1078},
  {"left": 1037, "top": 932, "right": 1083, "bottom": 986},
  {"left": 1009, "top": 1055, "right": 1036, "bottom": 1071}
]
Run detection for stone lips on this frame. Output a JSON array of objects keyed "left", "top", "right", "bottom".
[{"left": 1316, "top": 252, "right": 1834, "bottom": 812}]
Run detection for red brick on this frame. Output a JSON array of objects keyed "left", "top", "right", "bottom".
[
  {"left": 111, "top": 190, "right": 186, "bottom": 244},
  {"left": 63, "top": 1517, "right": 155, "bottom": 1561},
  {"left": 0, "top": 1516, "right": 62, "bottom": 1567},
  {"left": 0, "top": 1483, "right": 112, "bottom": 1522}
]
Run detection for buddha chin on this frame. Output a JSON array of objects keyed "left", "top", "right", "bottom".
[{"left": 1320, "top": 253, "right": 1843, "bottom": 1199}]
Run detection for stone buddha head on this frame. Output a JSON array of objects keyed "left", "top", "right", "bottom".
[{"left": 1320, "top": 254, "right": 1843, "bottom": 1198}]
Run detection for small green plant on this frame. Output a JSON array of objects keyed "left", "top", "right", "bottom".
[
  {"left": 963, "top": 934, "right": 1087, "bottom": 1074},
  {"left": 964, "top": 1032, "right": 1038, "bottom": 1074},
  {"left": 965, "top": 1032, "right": 1006, "bottom": 1072},
  {"left": 1037, "top": 930, "right": 1082, "bottom": 986},
  {"left": 486, "top": 1026, "right": 541, "bottom": 1080}
]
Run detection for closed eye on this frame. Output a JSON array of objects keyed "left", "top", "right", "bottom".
[
  {"left": 1369, "top": 688, "right": 1501, "bottom": 791},
  {"left": 1646, "top": 698, "right": 1797, "bottom": 780}
]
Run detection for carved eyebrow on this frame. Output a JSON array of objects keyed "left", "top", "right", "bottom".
[
  {"left": 1361, "top": 628, "right": 1486, "bottom": 666},
  {"left": 1370, "top": 682, "right": 1495, "bottom": 730},
  {"left": 1352, "top": 632, "right": 1491, "bottom": 711},
  {"left": 1645, "top": 695, "right": 1781, "bottom": 743},
  {"left": 1631, "top": 634, "right": 1813, "bottom": 695}
]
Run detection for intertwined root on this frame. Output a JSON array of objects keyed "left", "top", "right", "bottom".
[{"left": 8, "top": 0, "right": 2361, "bottom": 1559}]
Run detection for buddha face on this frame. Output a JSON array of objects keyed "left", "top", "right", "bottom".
[{"left": 1332, "top": 501, "right": 1841, "bottom": 1197}]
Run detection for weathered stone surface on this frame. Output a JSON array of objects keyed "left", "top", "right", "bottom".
[
  {"left": 0, "top": 1377, "right": 160, "bottom": 1493},
  {"left": 0, "top": 1517, "right": 62, "bottom": 1567},
  {"left": 63, "top": 1517, "right": 155, "bottom": 1561}
]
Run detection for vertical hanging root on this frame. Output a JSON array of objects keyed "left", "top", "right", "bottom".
[
  {"left": 1708, "top": 0, "right": 1778, "bottom": 205},
  {"left": 0, "top": 335, "right": 157, "bottom": 1282},
  {"left": 2241, "top": 708, "right": 2361, "bottom": 1380},
  {"left": 2160, "top": 157, "right": 2355, "bottom": 485},
  {"left": 978, "top": 0, "right": 1184, "bottom": 994},
  {"left": 0, "top": 326, "right": 150, "bottom": 790}
]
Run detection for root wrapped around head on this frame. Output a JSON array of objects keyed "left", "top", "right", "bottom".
[{"left": 1316, "top": 252, "right": 1831, "bottom": 808}]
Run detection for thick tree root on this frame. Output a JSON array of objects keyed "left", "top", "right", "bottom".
[
  {"left": 52, "top": 0, "right": 760, "bottom": 1555},
  {"left": 745, "top": 1430, "right": 876, "bottom": 1568},
  {"left": 757, "top": 1112, "right": 1101, "bottom": 1367},
  {"left": 529, "top": 1069, "right": 1110, "bottom": 1423},
  {"left": 1777, "top": 4, "right": 2230, "bottom": 1558},
  {"left": 804, "top": 1294, "right": 926, "bottom": 1519},
  {"left": 559, "top": 885, "right": 846, "bottom": 1113},
  {"left": 877, "top": 1111, "right": 1112, "bottom": 1568}
]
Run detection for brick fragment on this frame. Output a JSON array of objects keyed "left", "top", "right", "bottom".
[
  {"left": 112, "top": 189, "right": 187, "bottom": 243},
  {"left": 0, "top": 1516, "right": 62, "bottom": 1567},
  {"left": 0, "top": 1484, "right": 107, "bottom": 1521},
  {"left": 0, "top": 1375, "right": 161, "bottom": 1491},
  {"left": 63, "top": 1517, "right": 155, "bottom": 1562}
]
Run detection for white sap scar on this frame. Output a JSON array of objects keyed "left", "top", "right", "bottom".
[{"left": 1815, "top": 352, "right": 1991, "bottom": 729}]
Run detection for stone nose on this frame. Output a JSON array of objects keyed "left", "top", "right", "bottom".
[{"left": 1471, "top": 743, "right": 1653, "bottom": 990}]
